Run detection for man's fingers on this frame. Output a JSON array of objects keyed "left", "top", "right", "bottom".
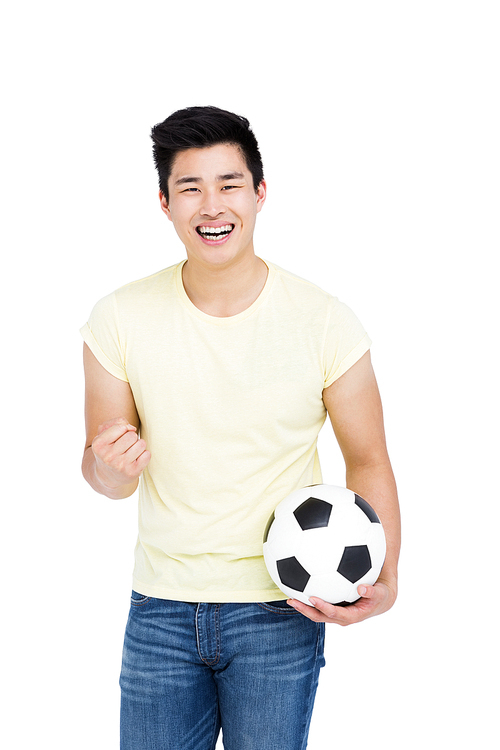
[
  {"left": 288, "top": 585, "right": 387, "bottom": 625},
  {"left": 124, "top": 437, "right": 150, "bottom": 464},
  {"left": 134, "top": 447, "right": 151, "bottom": 472},
  {"left": 94, "top": 424, "right": 137, "bottom": 451},
  {"left": 97, "top": 417, "right": 137, "bottom": 437},
  {"left": 306, "top": 598, "right": 339, "bottom": 619},
  {"left": 95, "top": 429, "right": 142, "bottom": 464},
  {"left": 286, "top": 598, "right": 339, "bottom": 623}
]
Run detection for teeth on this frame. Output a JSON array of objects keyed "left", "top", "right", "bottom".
[
  {"left": 198, "top": 224, "right": 233, "bottom": 234},
  {"left": 197, "top": 224, "right": 234, "bottom": 240}
]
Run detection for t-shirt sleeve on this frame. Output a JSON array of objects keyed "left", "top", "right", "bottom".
[
  {"left": 323, "top": 298, "right": 372, "bottom": 388},
  {"left": 80, "top": 292, "right": 129, "bottom": 382}
]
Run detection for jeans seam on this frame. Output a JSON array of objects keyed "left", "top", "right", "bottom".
[
  {"left": 208, "top": 696, "right": 220, "bottom": 750},
  {"left": 130, "top": 596, "right": 152, "bottom": 607},
  {"left": 195, "top": 604, "right": 221, "bottom": 666},
  {"left": 256, "top": 602, "right": 299, "bottom": 614},
  {"left": 211, "top": 604, "right": 221, "bottom": 666},
  {"left": 299, "top": 623, "right": 325, "bottom": 750}
]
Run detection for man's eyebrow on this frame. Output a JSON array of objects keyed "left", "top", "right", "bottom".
[
  {"left": 174, "top": 175, "right": 201, "bottom": 187},
  {"left": 174, "top": 172, "right": 245, "bottom": 187},
  {"left": 216, "top": 171, "right": 245, "bottom": 181}
]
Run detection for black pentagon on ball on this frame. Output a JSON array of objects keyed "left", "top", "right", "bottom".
[
  {"left": 354, "top": 494, "right": 381, "bottom": 523},
  {"left": 293, "top": 497, "right": 332, "bottom": 531},
  {"left": 277, "top": 557, "right": 311, "bottom": 592},
  {"left": 337, "top": 545, "right": 372, "bottom": 583}
]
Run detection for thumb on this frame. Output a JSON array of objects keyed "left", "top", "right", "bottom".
[{"left": 357, "top": 584, "right": 374, "bottom": 598}]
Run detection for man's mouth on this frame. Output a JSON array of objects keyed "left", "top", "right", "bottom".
[{"left": 196, "top": 224, "right": 235, "bottom": 242}]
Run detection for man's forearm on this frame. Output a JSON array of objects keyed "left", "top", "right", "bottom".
[{"left": 346, "top": 458, "right": 401, "bottom": 588}]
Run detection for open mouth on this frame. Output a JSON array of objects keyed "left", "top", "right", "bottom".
[{"left": 196, "top": 224, "right": 235, "bottom": 242}]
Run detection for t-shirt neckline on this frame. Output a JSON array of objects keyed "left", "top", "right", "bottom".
[{"left": 175, "top": 259, "right": 275, "bottom": 325}]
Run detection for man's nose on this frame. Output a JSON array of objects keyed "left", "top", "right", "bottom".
[{"left": 200, "top": 189, "right": 227, "bottom": 217}]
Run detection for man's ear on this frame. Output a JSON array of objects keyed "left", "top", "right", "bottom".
[
  {"left": 159, "top": 191, "right": 172, "bottom": 221},
  {"left": 256, "top": 180, "right": 267, "bottom": 214}
]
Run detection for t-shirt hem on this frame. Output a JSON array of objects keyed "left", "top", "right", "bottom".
[
  {"left": 80, "top": 323, "right": 129, "bottom": 382},
  {"left": 132, "top": 579, "right": 288, "bottom": 604},
  {"left": 324, "top": 334, "right": 372, "bottom": 389}
]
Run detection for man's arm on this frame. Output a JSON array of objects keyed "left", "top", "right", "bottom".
[
  {"left": 288, "top": 351, "right": 401, "bottom": 625},
  {"left": 82, "top": 343, "right": 151, "bottom": 499}
]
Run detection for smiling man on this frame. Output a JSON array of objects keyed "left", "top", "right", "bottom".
[
  {"left": 81, "top": 106, "right": 400, "bottom": 750},
  {"left": 159, "top": 141, "right": 268, "bottom": 317}
]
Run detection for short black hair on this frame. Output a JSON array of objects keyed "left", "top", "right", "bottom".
[{"left": 151, "top": 106, "right": 264, "bottom": 201}]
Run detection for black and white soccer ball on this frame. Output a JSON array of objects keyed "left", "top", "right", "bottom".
[{"left": 263, "top": 484, "right": 386, "bottom": 606}]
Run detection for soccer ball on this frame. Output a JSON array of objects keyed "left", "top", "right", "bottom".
[{"left": 263, "top": 484, "right": 386, "bottom": 606}]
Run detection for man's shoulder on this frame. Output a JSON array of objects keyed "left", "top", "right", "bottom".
[
  {"left": 86, "top": 263, "right": 181, "bottom": 326},
  {"left": 112, "top": 262, "right": 180, "bottom": 301},
  {"left": 267, "top": 261, "right": 337, "bottom": 307}
]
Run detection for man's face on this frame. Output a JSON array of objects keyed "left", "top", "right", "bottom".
[{"left": 161, "top": 143, "right": 266, "bottom": 269}]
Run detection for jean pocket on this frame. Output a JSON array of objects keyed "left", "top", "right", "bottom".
[
  {"left": 257, "top": 600, "right": 300, "bottom": 614},
  {"left": 130, "top": 590, "right": 152, "bottom": 607}
]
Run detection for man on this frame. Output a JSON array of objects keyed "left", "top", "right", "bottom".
[{"left": 81, "top": 106, "right": 400, "bottom": 750}]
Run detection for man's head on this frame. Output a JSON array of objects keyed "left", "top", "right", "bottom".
[{"left": 151, "top": 106, "right": 264, "bottom": 202}]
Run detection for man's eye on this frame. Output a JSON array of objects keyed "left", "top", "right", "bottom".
[
  {"left": 182, "top": 187, "right": 199, "bottom": 193},
  {"left": 221, "top": 185, "right": 238, "bottom": 191}
]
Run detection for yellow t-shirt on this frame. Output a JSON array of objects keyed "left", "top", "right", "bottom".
[{"left": 80, "top": 260, "right": 371, "bottom": 602}]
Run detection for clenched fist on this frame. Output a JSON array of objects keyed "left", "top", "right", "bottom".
[{"left": 86, "top": 417, "right": 151, "bottom": 498}]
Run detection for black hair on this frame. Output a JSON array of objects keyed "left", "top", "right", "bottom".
[{"left": 151, "top": 106, "right": 264, "bottom": 200}]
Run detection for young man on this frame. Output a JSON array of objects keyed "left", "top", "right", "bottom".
[{"left": 81, "top": 106, "right": 400, "bottom": 750}]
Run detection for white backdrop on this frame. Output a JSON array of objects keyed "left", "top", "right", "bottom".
[{"left": 2, "top": 2, "right": 498, "bottom": 748}]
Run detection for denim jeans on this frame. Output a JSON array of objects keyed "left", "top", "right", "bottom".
[{"left": 120, "top": 592, "right": 326, "bottom": 750}]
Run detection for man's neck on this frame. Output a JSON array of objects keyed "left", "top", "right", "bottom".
[{"left": 181, "top": 254, "right": 268, "bottom": 318}]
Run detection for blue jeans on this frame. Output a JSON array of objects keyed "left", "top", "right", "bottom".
[{"left": 120, "top": 592, "right": 326, "bottom": 750}]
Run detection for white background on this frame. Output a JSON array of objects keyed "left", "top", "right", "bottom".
[{"left": 2, "top": 1, "right": 498, "bottom": 748}]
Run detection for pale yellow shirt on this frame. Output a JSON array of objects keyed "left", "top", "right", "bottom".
[{"left": 81, "top": 260, "right": 371, "bottom": 602}]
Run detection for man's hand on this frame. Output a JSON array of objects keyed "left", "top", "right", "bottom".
[
  {"left": 287, "top": 578, "right": 397, "bottom": 626},
  {"left": 91, "top": 417, "right": 151, "bottom": 493}
]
